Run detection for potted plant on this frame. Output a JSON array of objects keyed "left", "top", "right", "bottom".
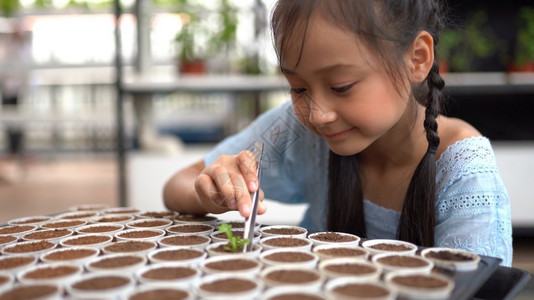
[
  {"left": 0, "top": 0, "right": 18, "bottom": 17},
  {"left": 173, "top": 0, "right": 238, "bottom": 74},
  {"left": 437, "top": 10, "right": 506, "bottom": 72},
  {"left": 509, "top": 7, "right": 534, "bottom": 72}
]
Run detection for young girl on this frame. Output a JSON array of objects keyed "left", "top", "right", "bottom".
[{"left": 163, "top": 0, "right": 512, "bottom": 266}]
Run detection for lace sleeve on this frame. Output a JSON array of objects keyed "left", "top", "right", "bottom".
[{"left": 435, "top": 137, "right": 513, "bottom": 266}]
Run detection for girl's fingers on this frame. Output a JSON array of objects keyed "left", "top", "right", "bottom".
[
  {"left": 198, "top": 162, "right": 250, "bottom": 212},
  {"left": 196, "top": 152, "right": 261, "bottom": 217},
  {"left": 195, "top": 174, "right": 222, "bottom": 207},
  {"left": 237, "top": 150, "right": 259, "bottom": 192},
  {"left": 257, "top": 189, "right": 267, "bottom": 215}
]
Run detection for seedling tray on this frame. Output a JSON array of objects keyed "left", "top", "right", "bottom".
[{"left": 445, "top": 255, "right": 501, "bottom": 300}]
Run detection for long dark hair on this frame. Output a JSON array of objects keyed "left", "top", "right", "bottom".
[{"left": 271, "top": 0, "right": 446, "bottom": 246}]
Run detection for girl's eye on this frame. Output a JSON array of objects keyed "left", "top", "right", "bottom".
[
  {"left": 332, "top": 82, "right": 356, "bottom": 93},
  {"left": 290, "top": 87, "right": 307, "bottom": 94}
]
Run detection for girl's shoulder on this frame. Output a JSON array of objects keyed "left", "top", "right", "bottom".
[
  {"left": 434, "top": 118, "right": 500, "bottom": 194},
  {"left": 436, "top": 115, "right": 482, "bottom": 158}
]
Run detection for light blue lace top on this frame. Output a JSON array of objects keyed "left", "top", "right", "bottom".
[{"left": 205, "top": 101, "right": 513, "bottom": 266}]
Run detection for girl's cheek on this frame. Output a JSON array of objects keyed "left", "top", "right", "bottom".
[{"left": 292, "top": 99, "right": 310, "bottom": 122}]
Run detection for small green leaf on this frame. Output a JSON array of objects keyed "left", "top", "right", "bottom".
[{"left": 218, "top": 222, "right": 251, "bottom": 252}]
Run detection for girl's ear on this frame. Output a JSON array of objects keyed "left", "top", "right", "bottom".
[{"left": 407, "top": 31, "right": 434, "bottom": 84}]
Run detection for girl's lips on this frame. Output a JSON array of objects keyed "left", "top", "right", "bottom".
[{"left": 323, "top": 128, "right": 355, "bottom": 140}]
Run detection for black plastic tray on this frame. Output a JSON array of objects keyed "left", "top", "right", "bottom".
[
  {"left": 445, "top": 255, "right": 501, "bottom": 300},
  {"left": 473, "top": 265, "right": 532, "bottom": 300}
]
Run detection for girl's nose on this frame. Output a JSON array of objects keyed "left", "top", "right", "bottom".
[{"left": 308, "top": 97, "right": 336, "bottom": 126}]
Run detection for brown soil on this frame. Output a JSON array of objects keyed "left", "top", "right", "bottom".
[
  {"left": 141, "top": 266, "right": 196, "bottom": 280},
  {"left": 392, "top": 274, "right": 449, "bottom": 288},
  {"left": 369, "top": 243, "right": 412, "bottom": 251},
  {"left": 23, "top": 229, "right": 71, "bottom": 240},
  {"left": 377, "top": 255, "right": 429, "bottom": 267},
  {"left": 117, "top": 230, "right": 161, "bottom": 239},
  {"left": 311, "top": 232, "right": 356, "bottom": 243},
  {"left": 263, "top": 237, "right": 309, "bottom": 247},
  {"left": 95, "top": 216, "right": 131, "bottom": 223},
  {"left": 426, "top": 250, "right": 474, "bottom": 261},
  {"left": 316, "top": 247, "right": 366, "bottom": 258},
  {"left": 200, "top": 278, "right": 256, "bottom": 293},
  {"left": 174, "top": 215, "right": 217, "bottom": 222},
  {"left": 264, "top": 251, "right": 315, "bottom": 263},
  {"left": 59, "top": 212, "right": 97, "bottom": 219},
  {"left": 152, "top": 249, "right": 203, "bottom": 261},
  {"left": 225, "top": 221, "right": 246, "bottom": 228},
  {"left": 43, "top": 248, "right": 97, "bottom": 261},
  {"left": 324, "top": 263, "right": 376, "bottom": 275},
  {"left": 138, "top": 211, "right": 175, "bottom": 218},
  {"left": 312, "top": 232, "right": 356, "bottom": 243},
  {"left": 205, "top": 259, "right": 258, "bottom": 271},
  {"left": 103, "top": 208, "right": 139, "bottom": 214},
  {"left": 104, "top": 241, "right": 155, "bottom": 253},
  {"left": 0, "top": 235, "right": 16, "bottom": 244},
  {"left": 333, "top": 283, "right": 389, "bottom": 298},
  {"left": 23, "top": 265, "right": 78, "bottom": 279},
  {"left": 0, "top": 225, "right": 34, "bottom": 235},
  {"left": 269, "top": 294, "right": 324, "bottom": 300},
  {"left": 128, "top": 289, "right": 189, "bottom": 300},
  {"left": 0, "top": 256, "right": 35, "bottom": 270},
  {"left": 265, "top": 269, "right": 320, "bottom": 284},
  {"left": 223, "top": 221, "right": 259, "bottom": 229},
  {"left": 160, "top": 235, "right": 208, "bottom": 246},
  {"left": 89, "top": 256, "right": 144, "bottom": 269},
  {"left": 130, "top": 220, "right": 169, "bottom": 228},
  {"left": 63, "top": 235, "right": 110, "bottom": 246},
  {"left": 263, "top": 228, "right": 305, "bottom": 235},
  {"left": 41, "top": 220, "right": 85, "bottom": 229},
  {"left": 72, "top": 275, "right": 130, "bottom": 290},
  {"left": 78, "top": 225, "right": 121, "bottom": 233},
  {"left": 168, "top": 224, "right": 212, "bottom": 234},
  {"left": 0, "top": 285, "right": 58, "bottom": 299},
  {"left": 11, "top": 217, "right": 49, "bottom": 224},
  {"left": 4, "top": 240, "right": 55, "bottom": 253},
  {"left": 72, "top": 204, "right": 108, "bottom": 211}
]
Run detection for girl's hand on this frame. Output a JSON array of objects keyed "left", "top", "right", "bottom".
[{"left": 194, "top": 150, "right": 266, "bottom": 218}]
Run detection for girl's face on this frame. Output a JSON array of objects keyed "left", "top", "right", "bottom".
[{"left": 281, "top": 14, "right": 412, "bottom": 156}]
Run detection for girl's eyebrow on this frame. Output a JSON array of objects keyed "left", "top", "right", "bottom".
[
  {"left": 280, "top": 66, "right": 296, "bottom": 75},
  {"left": 315, "top": 63, "right": 355, "bottom": 74},
  {"left": 281, "top": 64, "right": 353, "bottom": 76}
]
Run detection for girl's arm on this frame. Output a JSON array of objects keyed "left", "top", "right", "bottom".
[
  {"left": 434, "top": 137, "right": 512, "bottom": 266},
  {"left": 163, "top": 160, "right": 214, "bottom": 215}
]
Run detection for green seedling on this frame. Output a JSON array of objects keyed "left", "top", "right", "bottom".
[{"left": 218, "top": 223, "right": 250, "bottom": 252}]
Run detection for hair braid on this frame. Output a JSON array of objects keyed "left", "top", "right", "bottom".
[
  {"left": 397, "top": 56, "right": 444, "bottom": 246},
  {"left": 424, "top": 60, "right": 444, "bottom": 154}
]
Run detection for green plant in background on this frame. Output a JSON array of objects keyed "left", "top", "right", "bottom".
[
  {"left": 172, "top": 0, "right": 238, "bottom": 66},
  {"left": 218, "top": 223, "right": 250, "bottom": 252},
  {"left": 1, "top": 0, "right": 115, "bottom": 15},
  {"left": 436, "top": 29, "right": 461, "bottom": 68},
  {"left": 0, "top": 0, "right": 19, "bottom": 16},
  {"left": 437, "top": 10, "right": 506, "bottom": 72},
  {"left": 173, "top": 0, "right": 206, "bottom": 63},
  {"left": 514, "top": 6, "right": 534, "bottom": 68}
]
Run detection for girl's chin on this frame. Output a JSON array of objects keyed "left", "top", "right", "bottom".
[{"left": 327, "top": 144, "right": 364, "bottom": 156}]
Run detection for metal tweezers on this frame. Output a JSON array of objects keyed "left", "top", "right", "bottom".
[{"left": 243, "top": 141, "right": 264, "bottom": 252}]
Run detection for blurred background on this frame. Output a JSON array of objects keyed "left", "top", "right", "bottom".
[{"left": 0, "top": 0, "right": 533, "bottom": 296}]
